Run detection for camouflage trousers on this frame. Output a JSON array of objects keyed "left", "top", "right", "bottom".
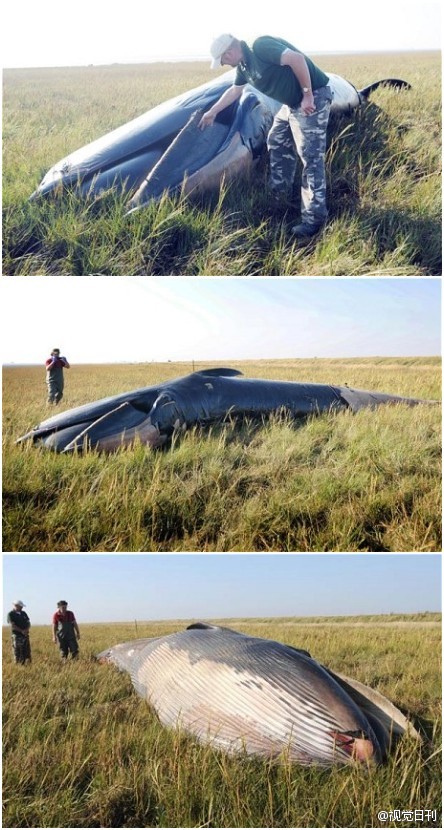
[
  {"left": 267, "top": 85, "right": 333, "bottom": 226},
  {"left": 12, "top": 633, "right": 31, "bottom": 664}
]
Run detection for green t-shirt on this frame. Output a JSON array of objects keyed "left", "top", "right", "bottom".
[{"left": 234, "top": 36, "right": 329, "bottom": 108}]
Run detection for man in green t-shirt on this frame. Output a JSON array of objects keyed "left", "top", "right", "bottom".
[{"left": 199, "top": 34, "right": 332, "bottom": 237}]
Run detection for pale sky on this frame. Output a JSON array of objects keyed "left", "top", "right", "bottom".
[
  {"left": 0, "top": 278, "right": 440, "bottom": 365},
  {"left": 3, "top": 554, "right": 441, "bottom": 625},
  {"left": 2, "top": 1, "right": 441, "bottom": 69}
]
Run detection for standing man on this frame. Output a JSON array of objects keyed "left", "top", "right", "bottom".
[
  {"left": 200, "top": 34, "right": 332, "bottom": 237},
  {"left": 52, "top": 601, "right": 80, "bottom": 660},
  {"left": 7, "top": 601, "right": 32, "bottom": 664},
  {"left": 46, "top": 348, "right": 70, "bottom": 405}
]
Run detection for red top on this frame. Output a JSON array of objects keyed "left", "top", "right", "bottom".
[
  {"left": 46, "top": 357, "right": 68, "bottom": 369},
  {"left": 52, "top": 609, "right": 76, "bottom": 624}
]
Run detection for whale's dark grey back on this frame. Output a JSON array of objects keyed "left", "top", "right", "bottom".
[{"left": 16, "top": 368, "right": 436, "bottom": 452}]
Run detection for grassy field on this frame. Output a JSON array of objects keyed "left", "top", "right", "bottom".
[
  {"left": 2, "top": 51, "right": 441, "bottom": 276},
  {"left": 2, "top": 615, "right": 441, "bottom": 828},
  {"left": 3, "top": 357, "right": 441, "bottom": 552}
]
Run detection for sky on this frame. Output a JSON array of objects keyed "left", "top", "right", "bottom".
[
  {"left": 1, "top": 278, "right": 441, "bottom": 365},
  {"left": 3, "top": 554, "right": 441, "bottom": 625},
  {"left": 2, "top": 1, "right": 441, "bottom": 69}
]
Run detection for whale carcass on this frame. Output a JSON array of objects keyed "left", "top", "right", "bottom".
[
  {"left": 30, "top": 70, "right": 410, "bottom": 209},
  {"left": 15, "top": 367, "right": 436, "bottom": 453},
  {"left": 96, "top": 623, "right": 420, "bottom": 765}
]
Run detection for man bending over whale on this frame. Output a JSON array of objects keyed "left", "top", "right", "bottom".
[{"left": 199, "top": 34, "right": 332, "bottom": 238}]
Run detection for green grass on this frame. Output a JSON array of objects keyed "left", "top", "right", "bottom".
[
  {"left": 2, "top": 52, "right": 441, "bottom": 276},
  {"left": 2, "top": 616, "right": 441, "bottom": 828},
  {"left": 3, "top": 358, "right": 441, "bottom": 552}
]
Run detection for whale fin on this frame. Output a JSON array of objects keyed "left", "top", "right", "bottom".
[
  {"left": 358, "top": 79, "right": 412, "bottom": 100},
  {"left": 185, "top": 623, "right": 245, "bottom": 636},
  {"left": 327, "top": 669, "right": 422, "bottom": 742},
  {"left": 186, "top": 622, "right": 221, "bottom": 630},
  {"left": 194, "top": 368, "right": 243, "bottom": 378}
]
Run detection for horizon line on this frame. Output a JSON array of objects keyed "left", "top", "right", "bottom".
[
  {"left": 3, "top": 610, "right": 441, "bottom": 627},
  {"left": 4, "top": 48, "right": 440, "bottom": 71},
  {"left": 3, "top": 355, "right": 441, "bottom": 367}
]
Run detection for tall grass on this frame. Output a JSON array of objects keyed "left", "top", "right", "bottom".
[
  {"left": 2, "top": 616, "right": 441, "bottom": 828},
  {"left": 2, "top": 52, "right": 441, "bottom": 276},
  {"left": 3, "top": 358, "right": 441, "bottom": 552}
]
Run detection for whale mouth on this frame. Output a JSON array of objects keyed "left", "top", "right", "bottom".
[
  {"left": 96, "top": 652, "right": 112, "bottom": 664},
  {"left": 330, "top": 729, "right": 376, "bottom": 762},
  {"left": 61, "top": 420, "right": 164, "bottom": 453}
]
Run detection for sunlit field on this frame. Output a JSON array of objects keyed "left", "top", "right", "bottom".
[
  {"left": 3, "top": 357, "right": 441, "bottom": 552},
  {"left": 2, "top": 615, "right": 441, "bottom": 828},
  {"left": 2, "top": 51, "right": 441, "bottom": 276}
]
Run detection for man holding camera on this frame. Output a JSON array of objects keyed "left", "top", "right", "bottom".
[{"left": 46, "top": 348, "right": 70, "bottom": 405}]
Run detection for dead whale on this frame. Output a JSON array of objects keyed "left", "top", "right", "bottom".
[
  {"left": 96, "top": 623, "right": 420, "bottom": 765},
  {"left": 30, "top": 70, "right": 410, "bottom": 208},
  {"left": 15, "top": 367, "right": 436, "bottom": 453}
]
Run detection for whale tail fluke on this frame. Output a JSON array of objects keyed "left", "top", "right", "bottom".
[{"left": 358, "top": 78, "right": 412, "bottom": 101}]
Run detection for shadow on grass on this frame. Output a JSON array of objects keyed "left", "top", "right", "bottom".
[
  {"left": 356, "top": 206, "right": 441, "bottom": 275},
  {"left": 230, "top": 103, "right": 442, "bottom": 274}
]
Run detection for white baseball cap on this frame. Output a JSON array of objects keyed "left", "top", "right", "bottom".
[
  {"left": 210, "top": 34, "right": 235, "bottom": 69},
  {"left": 13, "top": 600, "right": 25, "bottom": 607}
]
